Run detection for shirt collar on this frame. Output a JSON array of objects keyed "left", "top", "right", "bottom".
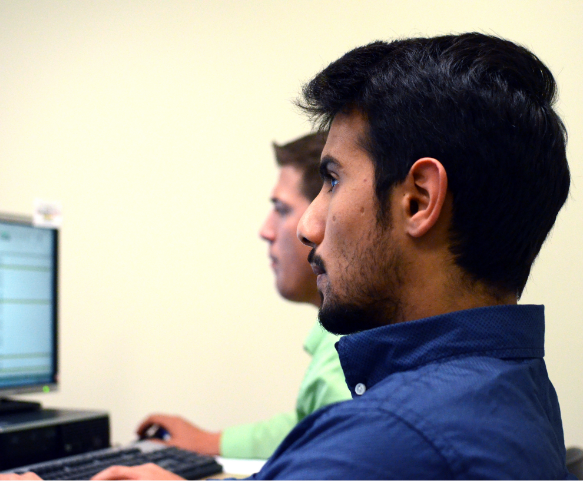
[
  {"left": 336, "top": 304, "right": 545, "bottom": 396},
  {"left": 303, "top": 321, "right": 329, "bottom": 355}
]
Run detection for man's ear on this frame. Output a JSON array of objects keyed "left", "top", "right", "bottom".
[{"left": 401, "top": 158, "right": 448, "bottom": 238}]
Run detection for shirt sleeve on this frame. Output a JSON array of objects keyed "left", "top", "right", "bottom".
[{"left": 220, "top": 411, "right": 298, "bottom": 459}]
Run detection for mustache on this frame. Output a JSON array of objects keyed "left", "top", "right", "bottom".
[{"left": 308, "top": 248, "right": 326, "bottom": 273}]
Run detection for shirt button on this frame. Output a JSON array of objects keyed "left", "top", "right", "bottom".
[{"left": 355, "top": 383, "right": 366, "bottom": 395}]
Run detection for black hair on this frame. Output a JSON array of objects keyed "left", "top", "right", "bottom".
[
  {"left": 273, "top": 132, "right": 326, "bottom": 201},
  {"left": 298, "top": 33, "right": 570, "bottom": 297}
]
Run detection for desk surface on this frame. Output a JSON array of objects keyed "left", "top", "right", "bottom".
[{"left": 215, "top": 457, "right": 266, "bottom": 478}]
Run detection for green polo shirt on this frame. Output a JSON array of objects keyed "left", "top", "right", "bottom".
[{"left": 220, "top": 322, "right": 351, "bottom": 459}]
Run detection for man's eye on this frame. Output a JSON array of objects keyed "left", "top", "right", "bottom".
[
  {"left": 275, "top": 204, "right": 291, "bottom": 216},
  {"left": 327, "top": 177, "right": 339, "bottom": 192}
]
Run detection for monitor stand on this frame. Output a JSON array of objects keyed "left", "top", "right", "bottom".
[{"left": 0, "top": 398, "right": 41, "bottom": 414}]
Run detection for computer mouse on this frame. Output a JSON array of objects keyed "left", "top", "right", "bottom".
[{"left": 139, "top": 424, "right": 170, "bottom": 441}]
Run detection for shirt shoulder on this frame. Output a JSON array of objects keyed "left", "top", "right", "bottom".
[
  {"left": 256, "top": 399, "right": 453, "bottom": 479},
  {"left": 359, "top": 356, "right": 569, "bottom": 479}
]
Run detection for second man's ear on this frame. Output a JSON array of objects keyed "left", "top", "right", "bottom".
[{"left": 401, "top": 157, "right": 448, "bottom": 238}]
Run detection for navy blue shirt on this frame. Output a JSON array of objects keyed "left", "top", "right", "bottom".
[{"left": 251, "top": 305, "right": 572, "bottom": 479}]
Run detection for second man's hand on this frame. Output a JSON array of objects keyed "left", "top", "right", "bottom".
[{"left": 137, "top": 414, "right": 221, "bottom": 455}]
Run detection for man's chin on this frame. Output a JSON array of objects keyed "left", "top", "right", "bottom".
[{"left": 318, "top": 301, "right": 377, "bottom": 335}]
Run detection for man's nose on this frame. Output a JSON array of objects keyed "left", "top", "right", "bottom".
[
  {"left": 298, "top": 193, "right": 325, "bottom": 248},
  {"left": 259, "top": 212, "right": 276, "bottom": 243}
]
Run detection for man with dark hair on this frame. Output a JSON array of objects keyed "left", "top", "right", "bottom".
[
  {"left": 87, "top": 33, "right": 571, "bottom": 480},
  {"left": 133, "top": 132, "right": 350, "bottom": 461},
  {"left": 264, "top": 33, "right": 569, "bottom": 479}
]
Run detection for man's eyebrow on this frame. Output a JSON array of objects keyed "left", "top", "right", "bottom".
[{"left": 319, "top": 155, "right": 339, "bottom": 179}]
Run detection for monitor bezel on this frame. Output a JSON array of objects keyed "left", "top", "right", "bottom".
[{"left": 0, "top": 212, "right": 59, "bottom": 397}]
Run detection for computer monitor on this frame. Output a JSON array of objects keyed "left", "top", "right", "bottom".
[{"left": 0, "top": 213, "right": 58, "bottom": 413}]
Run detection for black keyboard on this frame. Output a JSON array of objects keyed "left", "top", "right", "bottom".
[{"left": 3, "top": 441, "right": 223, "bottom": 480}]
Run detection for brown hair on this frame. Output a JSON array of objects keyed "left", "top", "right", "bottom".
[{"left": 273, "top": 132, "right": 327, "bottom": 201}]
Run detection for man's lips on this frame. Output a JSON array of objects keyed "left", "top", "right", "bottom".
[
  {"left": 308, "top": 249, "right": 326, "bottom": 276},
  {"left": 311, "top": 263, "right": 325, "bottom": 276}
]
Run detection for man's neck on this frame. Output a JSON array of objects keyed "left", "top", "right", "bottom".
[{"left": 395, "top": 264, "right": 517, "bottom": 325}]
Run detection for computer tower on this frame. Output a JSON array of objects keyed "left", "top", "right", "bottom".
[{"left": 0, "top": 408, "right": 110, "bottom": 470}]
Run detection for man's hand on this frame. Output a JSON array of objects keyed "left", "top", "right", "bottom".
[
  {"left": 0, "top": 474, "right": 42, "bottom": 480},
  {"left": 136, "top": 414, "right": 221, "bottom": 455},
  {"left": 91, "top": 463, "right": 184, "bottom": 480}
]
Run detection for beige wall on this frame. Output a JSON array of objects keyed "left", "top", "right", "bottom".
[{"left": 1, "top": 0, "right": 582, "bottom": 448}]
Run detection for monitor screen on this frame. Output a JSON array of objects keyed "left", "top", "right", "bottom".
[{"left": 0, "top": 214, "right": 58, "bottom": 396}]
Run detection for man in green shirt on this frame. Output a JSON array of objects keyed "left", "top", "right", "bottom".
[{"left": 136, "top": 133, "right": 351, "bottom": 459}]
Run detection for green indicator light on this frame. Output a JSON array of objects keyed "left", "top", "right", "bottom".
[{"left": 43, "top": 385, "right": 50, "bottom": 393}]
